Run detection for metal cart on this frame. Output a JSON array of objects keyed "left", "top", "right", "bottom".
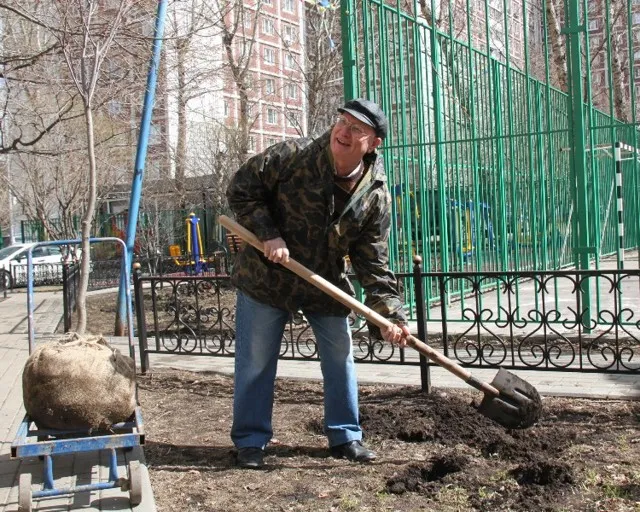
[{"left": 11, "top": 238, "right": 145, "bottom": 511}]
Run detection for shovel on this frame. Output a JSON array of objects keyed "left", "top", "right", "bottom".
[{"left": 219, "top": 215, "right": 542, "bottom": 429}]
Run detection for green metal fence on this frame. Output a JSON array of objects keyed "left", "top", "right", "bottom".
[
  {"left": 341, "top": 0, "right": 640, "bottom": 320},
  {"left": 341, "top": 0, "right": 640, "bottom": 273}
]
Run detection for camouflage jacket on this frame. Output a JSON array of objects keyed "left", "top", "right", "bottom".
[{"left": 225, "top": 131, "right": 406, "bottom": 324}]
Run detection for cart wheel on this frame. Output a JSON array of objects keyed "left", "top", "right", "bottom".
[
  {"left": 128, "top": 461, "right": 142, "bottom": 506},
  {"left": 18, "top": 473, "right": 32, "bottom": 512}
]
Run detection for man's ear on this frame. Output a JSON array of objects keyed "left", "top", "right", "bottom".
[{"left": 367, "top": 136, "right": 383, "bottom": 153}]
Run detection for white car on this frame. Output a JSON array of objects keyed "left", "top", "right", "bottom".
[{"left": 0, "top": 243, "right": 71, "bottom": 287}]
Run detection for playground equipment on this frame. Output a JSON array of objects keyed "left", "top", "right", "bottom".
[
  {"left": 449, "top": 200, "right": 495, "bottom": 261},
  {"left": 168, "top": 213, "right": 208, "bottom": 275},
  {"left": 393, "top": 185, "right": 496, "bottom": 264}
]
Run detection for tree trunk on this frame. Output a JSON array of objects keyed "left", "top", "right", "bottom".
[
  {"left": 75, "top": 102, "right": 98, "bottom": 334},
  {"left": 175, "top": 39, "right": 187, "bottom": 192},
  {"left": 238, "top": 86, "right": 249, "bottom": 161},
  {"left": 545, "top": 0, "right": 567, "bottom": 91},
  {"left": 609, "top": 0, "right": 630, "bottom": 122}
]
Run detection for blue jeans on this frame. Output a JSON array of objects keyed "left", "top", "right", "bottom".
[{"left": 231, "top": 291, "right": 361, "bottom": 449}]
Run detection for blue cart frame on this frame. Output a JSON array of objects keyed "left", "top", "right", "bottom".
[{"left": 11, "top": 238, "right": 145, "bottom": 511}]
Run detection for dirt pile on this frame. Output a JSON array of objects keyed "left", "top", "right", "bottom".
[{"left": 138, "top": 370, "right": 640, "bottom": 512}]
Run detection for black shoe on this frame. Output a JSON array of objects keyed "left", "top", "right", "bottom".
[
  {"left": 330, "top": 440, "right": 377, "bottom": 462},
  {"left": 236, "top": 447, "right": 265, "bottom": 469}
]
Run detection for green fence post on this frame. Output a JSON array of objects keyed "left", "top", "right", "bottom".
[
  {"left": 340, "top": 0, "right": 358, "bottom": 101},
  {"left": 534, "top": 84, "right": 549, "bottom": 270},
  {"left": 565, "top": 0, "right": 592, "bottom": 330},
  {"left": 491, "top": 59, "right": 508, "bottom": 272},
  {"left": 429, "top": 33, "right": 448, "bottom": 275}
]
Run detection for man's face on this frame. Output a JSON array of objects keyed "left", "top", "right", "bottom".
[{"left": 330, "top": 112, "right": 382, "bottom": 164}]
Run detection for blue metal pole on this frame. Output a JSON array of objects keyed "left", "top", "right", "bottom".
[
  {"left": 115, "top": 0, "right": 169, "bottom": 335},
  {"left": 27, "top": 249, "right": 35, "bottom": 354}
]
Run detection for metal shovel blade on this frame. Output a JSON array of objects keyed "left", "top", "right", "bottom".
[{"left": 478, "top": 368, "right": 543, "bottom": 429}]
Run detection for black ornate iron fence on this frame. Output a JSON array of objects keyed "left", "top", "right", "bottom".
[
  {"left": 419, "top": 269, "right": 640, "bottom": 374},
  {"left": 133, "top": 262, "right": 640, "bottom": 376}
]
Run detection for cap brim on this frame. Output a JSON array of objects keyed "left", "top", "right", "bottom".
[{"left": 337, "top": 107, "right": 375, "bottom": 129}]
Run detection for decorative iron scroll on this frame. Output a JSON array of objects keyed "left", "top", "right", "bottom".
[{"left": 429, "top": 271, "right": 640, "bottom": 372}]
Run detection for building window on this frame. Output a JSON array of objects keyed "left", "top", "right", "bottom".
[
  {"left": 285, "top": 53, "right": 295, "bottom": 69},
  {"left": 283, "top": 0, "right": 295, "bottom": 12},
  {"left": 263, "top": 17, "right": 275, "bottom": 35},
  {"left": 286, "top": 83, "right": 297, "bottom": 99},
  {"left": 267, "top": 108, "right": 278, "bottom": 124},
  {"left": 266, "top": 137, "right": 279, "bottom": 147},
  {"left": 286, "top": 111, "right": 300, "bottom": 128},
  {"left": 249, "top": 136, "right": 256, "bottom": 152},
  {"left": 263, "top": 47, "right": 275, "bottom": 64},
  {"left": 265, "top": 78, "right": 275, "bottom": 94},
  {"left": 634, "top": 12, "right": 640, "bottom": 24},
  {"left": 263, "top": 0, "right": 272, "bottom": 5},
  {"left": 588, "top": 19, "right": 598, "bottom": 31},
  {"left": 242, "top": 13, "right": 252, "bottom": 29},
  {"left": 224, "top": 100, "right": 229, "bottom": 117},
  {"left": 635, "top": 51, "right": 640, "bottom": 62},
  {"left": 283, "top": 24, "right": 295, "bottom": 43},
  {"left": 149, "top": 123, "right": 161, "bottom": 145}
]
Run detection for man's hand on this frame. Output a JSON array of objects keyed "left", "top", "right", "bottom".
[
  {"left": 381, "top": 323, "right": 410, "bottom": 347},
  {"left": 263, "top": 237, "right": 290, "bottom": 264}
]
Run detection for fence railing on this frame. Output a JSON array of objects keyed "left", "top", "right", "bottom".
[
  {"left": 133, "top": 261, "right": 640, "bottom": 376},
  {"left": 6, "top": 263, "right": 67, "bottom": 289}
]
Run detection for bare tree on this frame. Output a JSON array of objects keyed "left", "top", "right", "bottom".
[
  {"left": 599, "top": 0, "right": 631, "bottom": 121},
  {"left": 53, "top": 0, "right": 140, "bottom": 332},
  {"left": 165, "top": 0, "right": 221, "bottom": 196},
  {"left": 544, "top": 0, "right": 568, "bottom": 90},
  {"left": 0, "top": 0, "right": 150, "bottom": 333},
  {"left": 0, "top": 2, "right": 83, "bottom": 154},
  {"left": 299, "top": 5, "right": 343, "bottom": 136},
  {"left": 213, "top": 0, "right": 262, "bottom": 162}
]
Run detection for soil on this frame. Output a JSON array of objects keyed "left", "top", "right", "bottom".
[{"left": 82, "top": 293, "right": 640, "bottom": 511}]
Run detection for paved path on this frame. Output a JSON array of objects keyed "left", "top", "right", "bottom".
[{"left": 1, "top": 287, "right": 639, "bottom": 512}]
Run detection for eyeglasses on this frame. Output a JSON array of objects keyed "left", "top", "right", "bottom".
[{"left": 334, "top": 115, "right": 371, "bottom": 139}]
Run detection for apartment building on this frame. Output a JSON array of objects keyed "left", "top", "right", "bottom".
[
  {"left": 164, "top": 0, "right": 307, "bottom": 176},
  {"left": 222, "top": 0, "right": 307, "bottom": 155}
]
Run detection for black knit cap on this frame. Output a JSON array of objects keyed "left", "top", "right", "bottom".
[{"left": 337, "top": 98, "right": 388, "bottom": 139}]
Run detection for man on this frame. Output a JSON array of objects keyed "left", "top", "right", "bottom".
[{"left": 226, "top": 98, "right": 410, "bottom": 469}]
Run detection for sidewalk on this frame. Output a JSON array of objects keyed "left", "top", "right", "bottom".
[{"left": 1, "top": 288, "right": 639, "bottom": 512}]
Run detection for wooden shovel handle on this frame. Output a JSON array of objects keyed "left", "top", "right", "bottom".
[{"left": 219, "top": 215, "right": 499, "bottom": 398}]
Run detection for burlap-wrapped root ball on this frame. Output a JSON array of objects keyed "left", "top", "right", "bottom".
[{"left": 22, "top": 332, "right": 136, "bottom": 430}]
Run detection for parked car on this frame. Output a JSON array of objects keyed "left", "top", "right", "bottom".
[{"left": 0, "top": 243, "right": 72, "bottom": 288}]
